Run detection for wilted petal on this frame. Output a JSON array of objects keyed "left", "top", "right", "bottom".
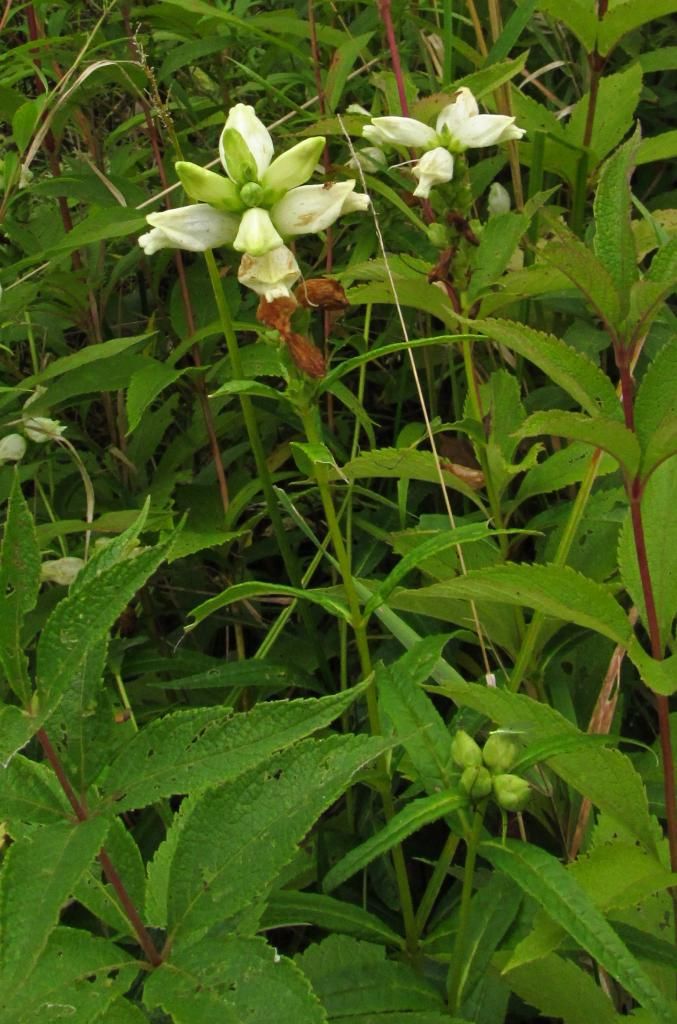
[
  {"left": 41, "top": 557, "right": 85, "bottom": 586},
  {"left": 220, "top": 104, "right": 274, "bottom": 179},
  {"left": 263, "top": 137, "right": 325, "bottom": 193},
  {"left": 139, "top": 205, "right": 239, "bottom": 254},
  {"left": 238, "top": 245, "right": 301, "bottom": 300},
  {"left": 233, "top": 207, "right": 284, "bottom": 256},
  {"left": 0, "top": 433, "right": 27, "bottom": 464},
  {"left": 455, "top": 114, "right": 525, "bottom": 148},
  {"left": 271, "top": 181, "right": 366, "bottom": 236},
  {"left": 363, "top": 116, "right": 436, "bottom": 149},
  {"left": 412, "top": 147, "right": 454, "bottom": 197}
]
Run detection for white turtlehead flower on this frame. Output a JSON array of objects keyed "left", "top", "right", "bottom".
[
  {"left": 0, "top": 433, "right": 27, "bottom": 464},
  {"left": 364, "top": 88, "right": 524, "bottom": 195},
  {"left": 412, "top": 147, "right": 455, "bottom": 198},
  {"left": 272, "top": 181, "right": 369, "bottom": 236},
  {"left": 238, "top": 245, "right": 301, "bottom": 301},
  {"left": 141, "top": 104, "right": 369, "bottom": 261},
  {"left": 41, "top": 557, "right": 85, "bottom": 586},
  {"left": 347, "top": 146, "right": 387, "bottom": 173},
  {"left": 487, "top": 181, "right": 511, "bottom": 216},
  {"left": 23, "top": 416, "right": 65, "bottom": 443},
  {"left": 139, "top": 205, "right": 240, "bottom": 255}
]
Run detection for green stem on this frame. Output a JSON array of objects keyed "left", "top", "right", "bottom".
[
  {"left": 442, "top": 0, "right": 454, "bottom": 83},
  {"left": 509, "top": 448, "right": 602, "bottom": 692},
  {"left": 447, "top": 803, "right": 485, "bottom": 1013},
  {"left": 415, "top": 830, "right": 459, "bottom": 935},
  {"left": 299, "top": 402, "right": 418, "bottom": 956}
]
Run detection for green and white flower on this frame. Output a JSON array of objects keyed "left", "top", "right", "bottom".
[
  {"left": 364, "top": 87, "right": 524, "bottom": 197},
  {"left": 139, "top": 104, "right": 369, "bottom": 260},
  {"left": 237, "top": 245, "right": 301, "bottom": 301}
]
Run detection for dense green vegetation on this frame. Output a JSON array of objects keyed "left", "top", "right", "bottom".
[{"left": 1, "top": 1, "right": 676, "bottom": 1021}]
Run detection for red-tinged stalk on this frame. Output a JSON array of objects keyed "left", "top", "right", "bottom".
[
  {"left": 36, "top": 727, "right": 163, "bottom": 967},
  {"left": 379, "top": 0, "right": 409, "bottom": 115}
]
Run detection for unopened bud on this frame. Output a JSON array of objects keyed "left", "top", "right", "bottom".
[
  {"left": 483, "top": 733, "right": 520, "bottom": 774},
  {"left": 0, "top": 433, "right": 27, "bottom": 464},
  {"left": 493, "top": 773, "right": 530, "bottom": 811},
  {"left": 23, "top": 416, "right": 65, "bottom": 443},
  {"left": 427, "top": 222, "right": 449, "bottom": 249},
  {"left": 460, "top": 764, "right": 492, "bottom": 800},
  {"left": 487, "top": 181, "right": 511, "bottom": 217},
  {"left": 452, "top": 730, "right": 482, "bottom": 769}
]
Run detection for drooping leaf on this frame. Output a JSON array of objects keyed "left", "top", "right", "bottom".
[
  {"left": 167, "top": 735, "right": 384, "bottom": 943},
  {"left": 262, "top": 891, "right": 405, "bottom": 949},
  {"left": 323, "top": 791, "right": 467, "bottom": 893},
  {"left": 100, "top": 685, "right": 370, "bottom": 812},
  {"left": 189, "top": 580, "right": 351, "bottom": 629},
  {"left": 516, "top": 410, "right": 639, "bottom": 476},
  {"left": 0, "top": 474, "right": 41, "bottom": 702},
  {"left": 541, "top": 236, "right": 623, "bottom": 329},
  {"left": 503, "top": 952, "right": 623, "bottom": 1024},
  {"left": 0, "top": 753, "right": 69, "bottom": 825}
]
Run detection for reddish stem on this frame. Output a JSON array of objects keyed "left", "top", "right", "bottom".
[
  {"left": 36, "top": 727, "right": 162, "bottom": 966},
  {"left": 379, "top": 0, "right": 409, "bottom": 115},
  {"left": 617, "top": 354, "right": 677, "bottom": 894}
]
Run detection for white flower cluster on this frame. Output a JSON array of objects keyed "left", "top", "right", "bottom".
[
  {"left": 139, "top": 104, "right": 369, "bottom": 300},
  {"left": 363, "top": 87, "right": 524, "bottom": 198}
]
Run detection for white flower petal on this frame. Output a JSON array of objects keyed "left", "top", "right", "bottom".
[
  {"left": 363, "top": 116, "right": 436, "bottom": 149},
  {"left": 220, "top": 104, "right": 274, "bottom": 178},
  {"left": 140, "top": 205, "right": 239, "bottom": 254},
  {"left": 487, "top": 181, "right": 511, "bottom": 216},
  {"left": 237, "top": 245, "right": 301, "bottom": 301},
  {"left": 340, "top": 189, "right": 370, "bottom": 214},
  {"left": 271, "top": 181, "right": 362, "bottom": 236},
  {"left": 23, "top": 416, "right": 65, "bottom": 443},
  {"left": 436, "top": 87, "right": 479, "bottom": 135},
  {"left": 233, "top": 207, "right": 283, "bottom": 256},
  {"left": 0, "top": 433, "right": 27, "bottom": 464},
  {"left": 41, "top": 557, "right": 85, "bottom": 586},
  {"left": 412, "top": 147, "right": 454, "bottom": 197},
  {"left": 455, "top": 114, "right": 524, "bottom": 148}
]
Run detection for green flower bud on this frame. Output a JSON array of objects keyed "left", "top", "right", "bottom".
[
  {"left": 482, "top": 733, "right": 520, "bottom": 774},
  {"left": 175, "top": 161, "right": 243, "bottom": 212},
  {"left": 239, "top": 181, "right": 264, "bottom": 208},
  {"left": 451, "top": 729, "right": 482, "bottom": 769},
  {"left": 460, "top": 765, "right": 492, "bottom": 801},
  {"left": 493, "top": 773, "right": 530, "bottom": 811},
  {"left": 426, "top": 222, "right": 449, "bottom": 249},
  {"left": 220, "top": 127, "right": 259, "bottom": 185}
]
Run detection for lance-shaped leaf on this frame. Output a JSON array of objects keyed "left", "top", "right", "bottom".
[
  {"left": 541, "top": 236, "right": 623, "bottom": 329},
  {"left": 166, "top": 735, "right": 384, "bottom": 943},
  {"left": 482, "top": 840, "right": 674, "bottom": 1024},
  {"left": 189, "top": 580, "right": 351, "bottom": 629},
  {"left": 504, "top": 952, "right": 625, "bottom": 1024},
  {"left": 593, "top": 130, "right": 640, "bottom": 316},
  {"left": 515, "top": 410, "right": 640, "bottom": 477},
  {"left": 262, "top": 891, "right": 405, "bottom": 949},
  {"left": 635, "top": 340, "right": 677, "bottom": 475},
  {"left": 100, "top": 684, "right": 370, "bottom": 812},
  {"left": 0, "top": 474, "right": 40, "bottom": 703},
  {"left": 323, "top": 791, "right": 467, "bottom": 893}
]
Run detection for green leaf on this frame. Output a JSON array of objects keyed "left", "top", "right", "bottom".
[
  {"left": 593, "top": 130, "right": 640, "bottom": 312},
  {"left": 36, "top": 536, "right": 173, "bottom": 721},
  {"left": 147, "top": 656, "right": 316, "bottom": 692},
  {"left": 0, "top": 474, "right": 41, "bottom": 702},
  {"left": 296, "top": 935, "right": 445, "bottom": 1017},
  {"left": 262, "top": 891, "right": 405, "bottom": 949},
  {"left": 339, "top": 448, "right": 485, "bottom": 507},
  {"left": 126, "top": 359, "right": 183, "bottom": 434},
  {"left": 534, "top": 0, "right": 597, "bottom": 51},
  {"left": 635, "top": 340, "right": 677, "bottom": 453},
  {"left": 541, "top": 236, "right": 623, "bottom": 329},
  {"left": 74, "top": 818, "right": 146, "bottom": 938},
  {"left": 290, "top": 441, "right": 346, "bottom": 480},
  {"left": 0, "top": 817, "right": 110, "bottom": 1001},
  {"left": 319, "top": 335, "right": 478, "bottom": 393},
  {"left": 503, "top": 952, "right": 623, "bottom": 1024},
  {"left": 364, "top": 523, "right": 498, "bottom": 617},
  {"left": 513, "top": 443, "right": 616, "bottom": 509},
  {"left": 482, "top": 840, "right": 673, "bottom": 1024},
  {"left": 0, "top": 927, "right": 137, "bottom": 1024},
  {"left": 167, "top": 735, "right": 384, "bottom": 943},
  {"left": 637, "top": 129, "right": 677, "bottom": 165},
  {"left": 145, "top": 935, "right": 327, "bottom": 1024},
  {"left": 467, "top": 209, "right": 531, "bottom": 302},
  {"left": 326, "top": 32, "right": 373, "bottom": 112},
  {"left": 0, "top": 754, "right": 68, "bottom": 825},
  {"left": 641, "top": 415, "right": 677, "bottom": 481},
  {"left": 11, "top": 97, "right": 45, "bottom": 153},
  {"left": 189, "top": 580, "right": 351, "bottom": 628},
  {"left": 473, "top": 318, "right": 620, "bottom": 417},
  {"left": 619, "top": 462, "right": 677, "bottom": 651},
  {"left": 18, "top": 334, "right": 152, "bottom": 390},
  {"left": 394, "top": 563, "right": 631, "bottom": 645},
  {"left": 377, "top": 639, "right": 455, "bottom": 794},
  {"left": 100, "top": 685, "right": 370, "bottom": 812},
  {"left": 0, "top": 708, "right": 36, "bottom": 769},
  {"left": 323, "top": 791, "right": 467, "bottom": 893},
  {"left": 599, "top": 0, "right": 677, "bottom": 55},
  {"left": 516, "top": 410, "right": 639, "bottom": 475},
  {"left": 565, "top": 65, "right": 643, "bottom": 165}
]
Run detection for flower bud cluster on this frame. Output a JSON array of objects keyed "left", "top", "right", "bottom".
[{"left": 452, "top": 729, "right": 530, "bottom": 811}]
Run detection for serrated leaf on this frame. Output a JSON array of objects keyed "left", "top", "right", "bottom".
[
  {"left": 593, "top": 130, "right": 640, "bottom": 313},
  {"left": 126, "top": 359, "right": 183, "bottom": 434},
  {"left": 640, "top": 414, "right": 677, "bottom": 481},
  {"left": 323, "top": 791, "right": 467, "bottom": 893},
  {"left": 565, "top": 65, "right": 643, "bottom": 165},
  {"left": 36, "top": 536, "right": 172, "bottom": 719},
  {"left": 541, "top": 237, "right": 623, "bottom": 329},
  {"left": 512, "top": 443, "right": 616, "bottom": 509},
  {"left": 598, "top": 0, "right": 677, "bottom": 55},
  {"left": 467, "top": 209, "right": 531, "bottom": 302},
  {"left": 393, "top": 563, "right": 630, "bottom": 645},
  {"left": 100, "top": 685, "right": 370, "bottom": 812},
  {"left": 534, "top": 0, "right": 597, "bottom": 51},
  {"left": 296, "top": 935, "right": 445, "bottom": 1016},
  {"left": 167, "top": 735, "right": 384, "bottom": 943},
  {"left": 473, "top": 318, "right": 620, "bottom": 417},
  {"left": 262, "top": 891, "right": 405, "bottom": 948},
  {"left": 74, "top": 818, "right": 146, "bottom": 937},
  {"left": 0, "top": 817, "right": 110, "bottom": 1000},
  {"left": 0, "top": 753, "right": 69, "bottom": 825},
  {"left": 145, "top": 934, "right": 327, "bottom": 1024},
  {"left": 189, "top": 580, "right": 351, "bottom": 628},
  {"left": 483, "top": 840, "right": 673, "bottom": 1023},
  {"left": 503, "top": 952, "right": 622, "bottom": 1024},
  {"left": 516, "top": 410, "right": 639, "bottom": 475},
  {"left": 339, "top": 448, "right": 485, "bottom": 507},
  {"left": 635, "top": 340, "right": 677, "bottom": 452},
  {"left": 0, "top": 475, "right": 41, "bottom": 702}
]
